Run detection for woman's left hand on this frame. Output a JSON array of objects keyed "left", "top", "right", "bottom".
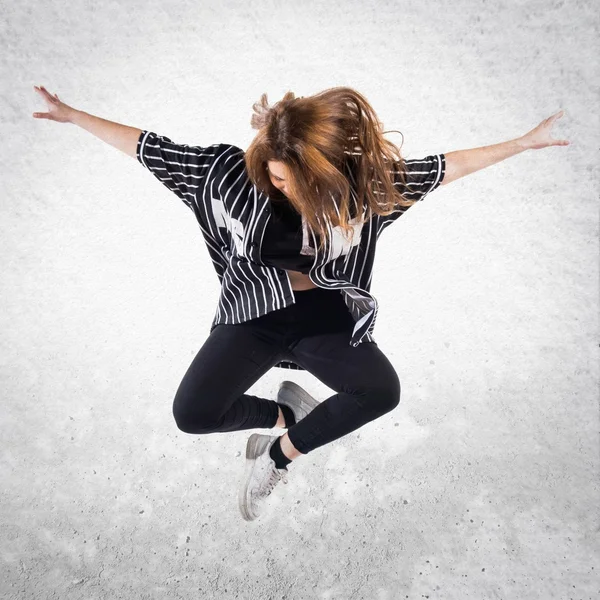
[{"left": 519, "top": 110, "right": 570, "bottom": 150}]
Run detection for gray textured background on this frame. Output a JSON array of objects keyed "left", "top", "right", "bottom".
[{"left": 2, "top": 0, "right": 599, "bottom": 598}]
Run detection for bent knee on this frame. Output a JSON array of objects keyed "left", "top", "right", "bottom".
[
  {"left": 172, "top": 395, "right": 221, "bottom": 434},
  {"left": 173, "top": 410, "right": 221, "bottom": 434},
  {"left": 371, "top": 372, "right": 401, "bottom": 413}
]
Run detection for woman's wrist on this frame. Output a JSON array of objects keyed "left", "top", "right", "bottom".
[
  {"left": 515, "top": 136, "right": 532, "bottom": 151},
  {"left": 68, "top": 108, "right": 86, "bottom": 126}
]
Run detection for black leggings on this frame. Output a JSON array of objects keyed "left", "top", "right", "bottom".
[{"left": 172, "top": 287, "right": 401, "bottom": 455}]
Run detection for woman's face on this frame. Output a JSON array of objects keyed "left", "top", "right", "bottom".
[{"left": 266, "top": 160, "right": 291, "bottom": 197}]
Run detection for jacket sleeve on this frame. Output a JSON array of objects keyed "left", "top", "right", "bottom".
[
  {"left": 136, "top": 130, "right": 222, "bottom": 210},
  {"left": 377, "top": 153, "right": 446, "bottom": 233},
  {"left": 395, "top": 154, "right": 446, "bottom": 201}
]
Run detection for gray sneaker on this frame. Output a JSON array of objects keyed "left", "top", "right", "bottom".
[
  {"left": 238, "top": 433, "right": 289, "bottom": 522},
  {"left": 276, "top": 380, "right": 320, "bottom": 427}
]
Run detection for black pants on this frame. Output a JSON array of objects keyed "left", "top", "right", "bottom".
[{"left": 172, "top": 287, "right": 401, "bottom": 455}]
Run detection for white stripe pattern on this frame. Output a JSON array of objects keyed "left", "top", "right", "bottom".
[{"left": 136, "top": 130, "right": 445, "bottom": 369}]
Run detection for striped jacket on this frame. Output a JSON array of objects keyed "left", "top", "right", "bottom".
[{"left": 136, "top": 130, "right": 445, "bottom": 370}]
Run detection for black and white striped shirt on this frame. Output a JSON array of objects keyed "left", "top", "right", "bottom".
[{"left": 136, "top": 130, "right": 445, "bottom": 370}]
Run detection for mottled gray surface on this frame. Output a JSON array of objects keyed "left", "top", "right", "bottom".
[{"left": 2, "top": 0, "right": 599, "bottom": 598}]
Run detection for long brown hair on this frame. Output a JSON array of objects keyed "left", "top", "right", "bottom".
[{"left": 244, "top": 86, "right": 415, "bottom": 253}]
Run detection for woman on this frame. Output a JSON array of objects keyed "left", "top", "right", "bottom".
[{"left": 32, "top": 85, "right": 569, "bottom": 521}]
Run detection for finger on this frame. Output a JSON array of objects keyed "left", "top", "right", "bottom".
[
  {"left": 32, "top": 112, "right": 49, "bottom": 119},
  {"left": 35, "top": 85, "right": 50, "bottom": 97},
  {"left": 544, "top": 110, "right": 564, "bottom": 124}
]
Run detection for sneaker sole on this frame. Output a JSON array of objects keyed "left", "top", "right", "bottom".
[{"left": 278, "top": 380, "right": 320, "bottom": 422}]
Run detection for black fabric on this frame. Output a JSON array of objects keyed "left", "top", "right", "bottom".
[
  {"left": 260, "top": 199, "right": 314, "bottom": 275},
  {"left": 172, "top": 287, "right": 401, "bottom": 455},
  {"left": 269, "top": 436, "right": 292, "bottom": 470},
  {"left": 277, "top": 402, "right": 296, "bottom": 427},
  {"left": 136, "top": 129, "right": 446, "bottom": 370}
]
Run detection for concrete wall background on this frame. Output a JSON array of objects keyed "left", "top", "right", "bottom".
[{"left": 2, "top": 0, "right": 598, "bottom": 598}]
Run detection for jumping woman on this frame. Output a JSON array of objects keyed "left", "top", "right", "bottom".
[{"left": 32, "top": 85, "right": 569, "bottom": 521}]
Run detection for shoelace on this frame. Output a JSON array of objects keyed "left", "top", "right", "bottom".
[{"left": 254, "top": 467, "right": 289, "bottom": 499}]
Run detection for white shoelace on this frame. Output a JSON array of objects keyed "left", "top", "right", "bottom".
[{"left": 253, "top": 467, "right": 288, "bottom": 500}]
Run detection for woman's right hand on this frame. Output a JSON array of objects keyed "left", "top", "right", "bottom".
[{"left": 32, "top": 85, "right": 76, "bottom": 123}]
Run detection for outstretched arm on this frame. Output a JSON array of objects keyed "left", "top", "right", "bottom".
[
  {"left": 33, "top": 84, "right": 142, "bottom": 158},
  {"left": 33, "top": 84, "right": 223, "bottom": 208},
  {"left": 441, "top": 110, "right": 570, "bottom": 186},
  {"left": 70, "top": 110, "right": 141, "bottom": 159}
]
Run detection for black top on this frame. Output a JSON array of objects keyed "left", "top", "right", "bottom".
[{"left": 260, "top": 199, "right": 315, "bottom": 274}]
